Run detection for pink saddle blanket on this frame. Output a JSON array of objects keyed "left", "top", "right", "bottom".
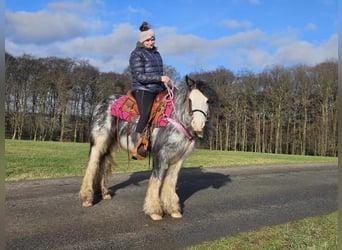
[{"left": 110, "top": 95, "right": 174, "bottom": 127}]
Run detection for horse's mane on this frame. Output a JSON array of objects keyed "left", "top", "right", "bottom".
[
  {"left": 172, "top": 83, "right": 192, "bottom": 125},
  {"left": 192, "top": 79, "right": 219, "bottom": 109},
  {"left": 176, "top": 78, "right": 218, "bottom": 113}
]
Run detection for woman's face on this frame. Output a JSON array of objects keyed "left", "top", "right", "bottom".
[{"left": 143, "top": 37, "right": 155, "bottom": 49}]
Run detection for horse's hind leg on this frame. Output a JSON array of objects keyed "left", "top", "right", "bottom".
[
  {"left": 80, "top": 136, "right": 110, "bottom": 207},
  {"left": 100, "top": 153, "right": 114, "bottom": 200},
  {"left": 160, "top": 160, "right": 183, "bottom": 218}
]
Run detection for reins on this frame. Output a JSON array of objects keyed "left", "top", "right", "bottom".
[
  {"left": 163, "top": 80, "right": 193, "bottom": 140},
  {"left": 162, "top": 80, "right": 194, "bottom": 163},
  {"left": 165, "top": 117, "right": 193, "bottom": 140}
]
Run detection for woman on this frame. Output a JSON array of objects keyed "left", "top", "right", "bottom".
[{"left": 129, "top": 21, "right": 171, "bottom": 159}]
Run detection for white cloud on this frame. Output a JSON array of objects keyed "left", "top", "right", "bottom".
[
  {"left": 127, "top": 5, "right": 150, "bottom": 16},
  {"left": 57, "top": 23, "right": 137, "bottom": 57},
  {"left": 5, "top": 10, "right": 88, "bottom": 43},
  {"left": 161, "top": 34, "right": 206, "bottom": 54},
  {"left": 213, "top": 29, "right": 266, "bottom": 50},
  {"left": 5, "top": 0, "right": 107, "bottom": 44},
  {"left": 273, "top": 33, "right": 337, "bottom": 66},
  {"left": 158, "top": 27, "right": 337, "bottom": 73},
  {"left": 220, "top": 19, "right": 252, "bottom": 29},
  {"left": 305, "top": 23, "right": 317, "bottom": 31},
  {"left": 47, "top": 0, "right": 105, "bottom": 13},
  {"left": 249, "top": 0, "right": 261, "bottom": 5}
]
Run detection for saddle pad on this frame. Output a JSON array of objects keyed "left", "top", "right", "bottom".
[
  {"left": 110, "top": 95, "right": 174, "bottom": 127},
  {"left": 110, "top": 95, "right": 139, "bottom": 122}
]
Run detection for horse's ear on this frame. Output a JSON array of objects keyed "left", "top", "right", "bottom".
[{"left": 185, "top": 75, "right": 196, "bottom": 88}]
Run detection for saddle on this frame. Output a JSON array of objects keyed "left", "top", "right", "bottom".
[
  {"left": 127, "top": 90, "right": 170, "bottom": 125},
  {"left": 111, "top": 90, "right": 173, "bottom": 159}
]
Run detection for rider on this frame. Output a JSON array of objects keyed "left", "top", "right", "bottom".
[{"left": 129, "top": 21, "right": 171, "bottom": 159}]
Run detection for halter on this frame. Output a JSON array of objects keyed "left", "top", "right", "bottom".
[
  {"left": 187, "top": 86, "right": 209, "bottom": 121},
  {"left": 163, "top": 80, "right": 208, "bottom": 140},
  {"left": 160, "top": 79, "right": 209, "bottom": 164},
  {"left": 192, "top": 109, "right": 208, "bottom": 119}
]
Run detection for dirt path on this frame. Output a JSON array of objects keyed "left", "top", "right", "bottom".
[{"left": 5, "top": 163, "right": 338, "bottom": 249}]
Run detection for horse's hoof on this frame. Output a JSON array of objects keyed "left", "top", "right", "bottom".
[
  {"left": 103, "top": 193, "right": 112, "bottom": 200},
  {"left": 150, "top": 214, "right": 163, "bottom": 221},
  {"left": 171, "top": 212, "right": 182, "bottom": 219},
  {"left": 82, "top": 200, "right": 93, "bottom": 207}
]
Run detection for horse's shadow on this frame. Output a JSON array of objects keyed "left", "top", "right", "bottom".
[
  {"left": 92, "top": 171, "right": 150, "bottom": 205},
  {"left": 177, "top": 167, "right": 231, "bottom": 210},
  {"left": 102, "top": 167, "right": 231, "bottom": 209},
  {"left": 108, "top": 170, "right": 151, "bottom": 196}
]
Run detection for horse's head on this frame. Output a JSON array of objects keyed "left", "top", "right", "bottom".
[{"left": 186, "top": 75, "right": 209, "bottom": 138}]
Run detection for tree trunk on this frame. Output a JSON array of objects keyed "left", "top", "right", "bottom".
[{"left": 225, "top": 113, "right": 230, "bottom": 151}]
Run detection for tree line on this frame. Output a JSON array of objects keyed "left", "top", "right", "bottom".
[{"left": 5, "top": 52, "right": 337, "bottom": 156}]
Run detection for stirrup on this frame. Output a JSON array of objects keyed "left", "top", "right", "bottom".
[
  {"left": 132, "top": 144, "right": 148, "bottom": 160},
  {"left": 132, "top": 135, "right": 149, "bottom": 160}
]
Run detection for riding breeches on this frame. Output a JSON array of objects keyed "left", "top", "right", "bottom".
[{"left": 132, "top": 90, "right": 157, "bottom": 133}]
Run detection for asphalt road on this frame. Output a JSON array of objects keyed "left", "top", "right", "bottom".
[{"left": 5, "top": 163, "right": 338, "bottom": 250}]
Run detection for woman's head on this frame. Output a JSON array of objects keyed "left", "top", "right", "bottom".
[{"left": 139, "top": 22, "right": 155, "bottom": 48}]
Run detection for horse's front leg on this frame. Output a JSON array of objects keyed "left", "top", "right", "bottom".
[
  {"left": 160, "top": 160, "right": 183, "bottom": 218},
  {"left": 143, "top": 158, "right": 166, "bottom": 220}
]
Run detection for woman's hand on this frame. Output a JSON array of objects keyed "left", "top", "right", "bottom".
[{"left": 161, "top": 75, "right": 170, "bottom": 83}]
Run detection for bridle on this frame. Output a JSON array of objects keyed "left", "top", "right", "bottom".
[
  {"left": 188, "top": 101, "right": 209, "bottom": 120},
  {"left": 187, "top": 87, "right": 210, "bottom": 120},
  {"left": 164, "top": 81, "right": 209, "bottom": 137},
  {"left": 162, "top": 80, "right": 209, "bottom": 163}
]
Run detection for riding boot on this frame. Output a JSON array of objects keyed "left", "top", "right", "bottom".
[{"left": 132, "top": 131, "right": 149, "bottom": 160}]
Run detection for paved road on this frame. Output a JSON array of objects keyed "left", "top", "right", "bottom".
[{"left": 5, "top": 163, "right": 337, "bottom": 250}]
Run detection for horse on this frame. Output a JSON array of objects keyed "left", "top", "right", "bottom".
[{"left": 79, "top": 75, "right": 218, "bottom": 220}]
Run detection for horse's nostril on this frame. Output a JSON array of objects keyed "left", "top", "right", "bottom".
[
  {"left": 196, "top": 131, "right": 204, "bottom": 138},
  {"left": 192, "top": 118, "right": 205, "bottom": 129}
]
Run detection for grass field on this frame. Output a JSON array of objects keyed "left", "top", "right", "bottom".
[
  {"left": 5, "top": 139, "right": 338, "bottom": 249},
  {"left": 5, "top": 139, "right": 337, "bottom": 181},
  {"left": 187, "top": 212, "right": 337, "bottom": 249}
]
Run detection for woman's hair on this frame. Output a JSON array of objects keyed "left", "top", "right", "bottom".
[{"left": 139, "top": 22, "right": 151, "bottom": 32}]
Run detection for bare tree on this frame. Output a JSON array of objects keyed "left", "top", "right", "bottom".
[
  {"left": 5, "top": 52, "right": 337, "bottom": 155},
  {"left": 70, "top": 61, "right": 100, "bottom": 142},
  {"left": 312, "top": 61, "right": 338, "bottom": 156}
]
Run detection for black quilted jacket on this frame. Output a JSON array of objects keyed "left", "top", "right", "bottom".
[{"left": 129, "top": 42, "right": 166, "bottom": 93}]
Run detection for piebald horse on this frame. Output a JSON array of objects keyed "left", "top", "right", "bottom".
[{"left": 79, "top": 75, "right": 217, "bottom": 220}]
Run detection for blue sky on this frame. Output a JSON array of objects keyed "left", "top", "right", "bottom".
[{"left": 5, "top": 0, "right": 338, "bottom": 77}]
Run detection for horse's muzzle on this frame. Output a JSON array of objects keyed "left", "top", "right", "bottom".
[
  {"left": 191, "top": 116, "right": 205, "bottom": 138},
  {"left": 195, "top": 130, "right": 204, "bottom": 138}
]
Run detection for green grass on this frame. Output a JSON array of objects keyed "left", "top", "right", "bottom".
[
  {"left": 5, "top": 139, "right": 337, "bottom": 181},
  {"left": 5, "top": 139, "right": 338, "bottom": 249},
  {"left": 5, "top": 139, "right": 153, "bottom": 181},
  {"left": 182, "top": 149, "right": 337, "bottom": 168},
  {"left": 187, "top": 212, "right": 337, "bottom": 250}
]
